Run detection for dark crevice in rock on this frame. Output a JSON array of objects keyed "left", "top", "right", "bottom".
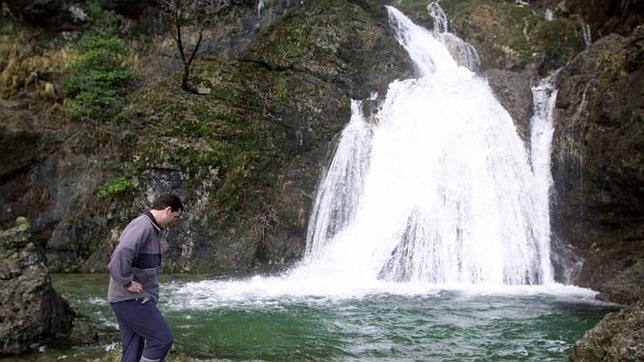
[{"left": 238, "top": 58, "right": 295, "bottom": 72}]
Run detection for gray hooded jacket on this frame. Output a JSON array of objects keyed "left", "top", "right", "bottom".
[{"left": 107, "top": 212, "right": 162, "bottom": 303}]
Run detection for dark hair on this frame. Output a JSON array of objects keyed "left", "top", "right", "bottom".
[{"left": 151, "top": 193, "right": 183, "bottom": 212}]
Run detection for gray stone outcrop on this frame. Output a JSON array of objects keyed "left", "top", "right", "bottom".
[{"left": 0, "top": 217, "right": 74, "bottom": 355}]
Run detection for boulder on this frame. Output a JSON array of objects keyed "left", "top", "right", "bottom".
[
  {"left": 569, "top": 300, "right": 644, "bottom": 361},
  {"left": 0, "top": 217, "right": 74, "bottom": 355}
]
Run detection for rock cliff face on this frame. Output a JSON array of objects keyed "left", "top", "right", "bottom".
[
  {"left": 0, "top": 0, "right": 411, "bottom": 274},
  {"left": 0, "top": 218, "right": 74, "bottom": 355},
  {"left": 562, "top": 0, "right": 644, "bottom": 38},
  {"left": 0, "top": 0, "right": 641, "bottom": 294},
  {"left": 551, "top": 25, "right": 644, "bottom": 301}
]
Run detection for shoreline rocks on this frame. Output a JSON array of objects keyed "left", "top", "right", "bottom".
[
  {"left": 569, "top": 299, "right": 644, "bottom": 361},
  {"left": 0, "top": 217, "right": 74, "bottom": 355}
]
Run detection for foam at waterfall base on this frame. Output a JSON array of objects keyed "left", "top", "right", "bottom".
[{"left": 163, "top": 275, "right": 603, "bottom": 311}]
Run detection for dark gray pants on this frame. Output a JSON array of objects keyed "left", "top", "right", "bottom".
[{"left": 111, "top": 299, "right": 173, "bottom": 362}]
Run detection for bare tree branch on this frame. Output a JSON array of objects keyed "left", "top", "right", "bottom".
[{"left": 159, "top": 0, "right": 232, "bottom": 92}]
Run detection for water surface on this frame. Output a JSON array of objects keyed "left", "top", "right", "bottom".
[{"left": 46, "top": 274, "right": 617, "bottom": 361}]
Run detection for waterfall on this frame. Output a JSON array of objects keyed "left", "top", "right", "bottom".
[
  {"left": 257, "top": 0, "right": 265, "bottom": 19},
  {"left": 305, "top": 100, "right": 372, "bottom": 260},
  {"left": 426, "top": 2, "right": 480, "bottom": 72},
  {"left": 581, "top": 22, "right": 592, "bottom": 48},
  {"left": 529, "top": 79, "right": 558, "bottom": 284},
  {"left": 427, "top": 2, "right": 448, "bottom": 33},
  {"left": 298, "top": 6, "right": 555, "bottom": 285}
]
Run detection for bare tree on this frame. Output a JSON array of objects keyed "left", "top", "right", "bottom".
[{"left": 160, "top": 0, "right": 231, "bottom": 92}]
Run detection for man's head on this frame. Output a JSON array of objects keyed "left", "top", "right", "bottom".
[{"left": 150, "top": 193, "right": 183, "bottom": 227}]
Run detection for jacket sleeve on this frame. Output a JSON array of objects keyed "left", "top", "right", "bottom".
[{"left": 107, "top": 219, "right": 149, "bottom": 287}]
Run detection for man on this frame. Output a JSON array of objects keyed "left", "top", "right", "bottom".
[{"left": 107, "top": 193, "right": 183, "bottom": 362}]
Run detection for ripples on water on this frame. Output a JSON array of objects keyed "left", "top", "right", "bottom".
[
  {"left": 164, "top": 283, "right": 613, "bottom": 360},
  {"left": 50, "top": 274, "right": 617, "bottom": 361}
]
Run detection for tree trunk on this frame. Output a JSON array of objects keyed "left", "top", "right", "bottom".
[{"left": 182, "top": 65, "right": 191, "bottom": 91}]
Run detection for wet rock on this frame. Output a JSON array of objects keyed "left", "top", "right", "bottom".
[
  {"left": 0, "top": 218, "right": 74, "bottom": 355},
  {"left": 106, "top": 347, "right": 197, "bottom": 362},
  {"left": 551, "top": 27, "right": 644, "bottom": 294},
  {"left": 248, "top": 0, "right": 413, "bottom": 99},
  {"left": 485, "top": 69, "right": 534, "bottom": 141},
  {"left": 569, "top": 300, "right": 644, "bottom": 361},
  {"left": 49, "top": 0, "right": 411, "bottom": 275}
]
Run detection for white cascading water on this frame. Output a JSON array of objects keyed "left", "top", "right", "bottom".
[
  {"left": 300, "top": 4, "right": 556, "bottom": 286},
  {"left": 427, "top": 2, "right": 480, "bottom": 72},
  {"left": 529, "top": 78, "right": 558, "bottom": 284},
  {"left": 168, "top": 4, "right": 602, "bottom": 306},
  {"left": 304, "top": 100, "right": 372, "bottom": 259}
]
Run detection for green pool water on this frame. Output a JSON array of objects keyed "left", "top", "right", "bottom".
[{"left": 41, "top": 274, "right": 616, "bottom": 361}]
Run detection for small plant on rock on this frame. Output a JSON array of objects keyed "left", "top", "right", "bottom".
[{"left": 96, "top": 176, "right": 132, "bottom": 198}]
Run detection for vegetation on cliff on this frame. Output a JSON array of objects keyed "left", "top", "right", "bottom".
[{"left": 64, "top": 4, "right": 138, "bottom": 123}]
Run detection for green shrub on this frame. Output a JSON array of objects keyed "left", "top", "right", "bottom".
[
  {"left": 96, "top": 176, "right": 132, "bottom": 198},
  {"left": 64, "top": 4, "right": 137, "bottom": 123}
]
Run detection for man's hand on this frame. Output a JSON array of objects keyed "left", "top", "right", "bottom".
[{"left": 126, "top": 281, "right": 143, "bottom": 293}]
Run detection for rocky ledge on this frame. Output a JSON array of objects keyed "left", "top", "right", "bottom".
[{"left": 569, "top": 299, "right": 644, "bottom": 361}]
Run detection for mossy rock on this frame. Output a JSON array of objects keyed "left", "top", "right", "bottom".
[{"left": 432, "top": 0, "right": 585, "bottom": 73}]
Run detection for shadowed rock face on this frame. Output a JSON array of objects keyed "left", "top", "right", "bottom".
[
  {"left": 2, "top": 0, "right": 151, "bottom": 26},
  {"left": 551, "top": 26, "right": 644, "bottom": 301},
  {"left": 2, "top": 0, "right": 70, "bottom": 26},
  {"left": 562, "top": 0, "right": 644, "bottom": 38},
  {"left": 569, "top": 299, "right": 644, "bottom": 361},
  {"left": 0, "top": 218, "right": 74, "bottom": 355}
]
